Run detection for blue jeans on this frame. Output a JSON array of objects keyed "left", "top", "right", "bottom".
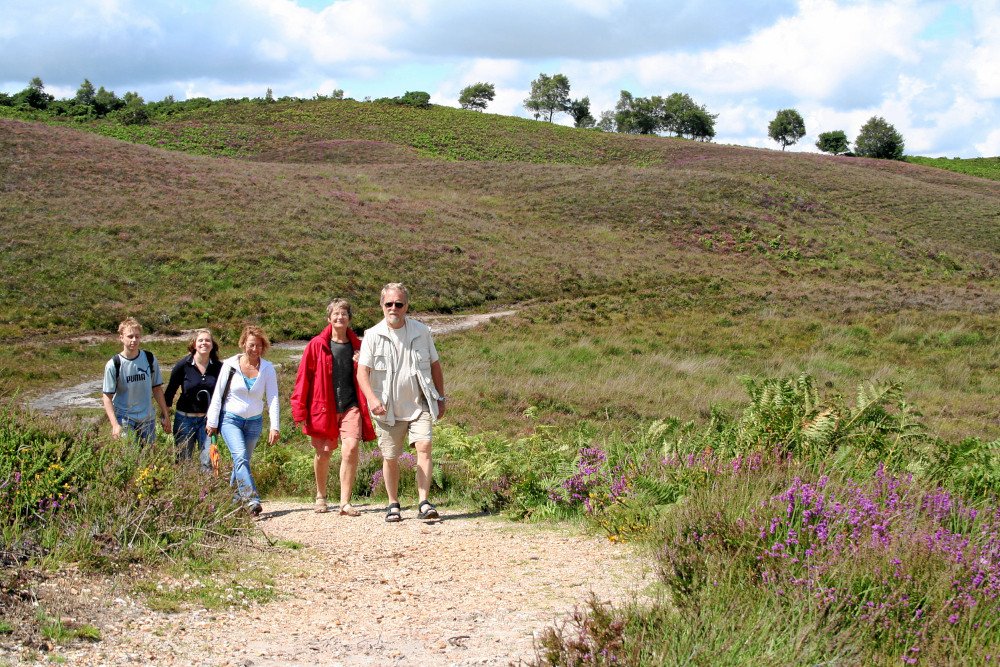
[
  {"left": 174, "top": 412, "right": 211, "bottom": 471},
  {"left": 115, "top": 411, "right": 156, "bottom": 447},
  {"left": 219, "top": 413, "right": 263, "bottom": 506}
]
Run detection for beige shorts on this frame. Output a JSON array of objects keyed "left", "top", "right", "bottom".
[{"left": 373, "top": 411, "right": 433, "bottom": 459}]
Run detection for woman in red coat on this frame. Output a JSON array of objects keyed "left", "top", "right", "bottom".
[{"left": 291, "top": 299, "right": 375, "bottom": 514}]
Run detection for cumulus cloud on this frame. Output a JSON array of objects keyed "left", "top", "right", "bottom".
[{"left": 630, "top": 0, "right": 929, "bottom": 102}]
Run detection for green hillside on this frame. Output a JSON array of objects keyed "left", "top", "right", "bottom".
[
  {"left": 2, "top": 101, "right": 999, "bottom": 439},
  {"left": 906, "top": 155, "right": 1000, "bottom": 181},
  {"left": 7, "top": 101, "right": 1000, "bottom": 664}
]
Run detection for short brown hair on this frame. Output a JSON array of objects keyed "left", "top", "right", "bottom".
[
  {"left": 118, "top": 317, "right": 142, "bottom": 335},
  {"left": 326, "top": 299, "right": 353, "bottom": 320},
  {"left": 238, "top": 325, "right": 271, "bottom": 356},
  {"left": 380, "top": 282, "right": 410, "bottom": 305}
]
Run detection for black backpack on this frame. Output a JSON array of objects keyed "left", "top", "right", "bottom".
[{"left": 110, "top": 350, "right": 155, "bottom": 394}]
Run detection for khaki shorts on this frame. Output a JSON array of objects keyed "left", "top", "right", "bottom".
[{"left": 373, "top": 411, "right": 433, "bottom": 459}]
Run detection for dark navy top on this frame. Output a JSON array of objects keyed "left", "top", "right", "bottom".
[{"left": 165, "top": 355, "right": 222, "bottom": 413}]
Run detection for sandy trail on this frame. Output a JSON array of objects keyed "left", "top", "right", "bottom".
[
  {"left": 49, "top": 501, "right": 648, "bottom": 666},
  {"left": 8, "top": 307, "right": 655, "bottom": 666}
]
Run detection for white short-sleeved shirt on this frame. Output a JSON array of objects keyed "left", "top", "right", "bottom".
[
  {"left": 386, "top": 323, "right": 426, "bottom": 421},
  {"left": 359, "top": 319, "right": 439, "bottom": 422}
]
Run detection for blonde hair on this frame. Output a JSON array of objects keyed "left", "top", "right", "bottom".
[
  {"left": 118, "top": 317, "right": 142, "bottom": 335},
  {"left": 238, "top": 325, "right": 271, "bottom": 356},
  {"left": 380, "top": 282, "right": 410, "bottom": 305},
  {"left": 326, "top": 299, "right": 353, "bottom": 320}
]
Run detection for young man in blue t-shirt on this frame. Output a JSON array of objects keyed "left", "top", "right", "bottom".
[{"left": 101, "top": 317, "right": 172, "bottom": 446}]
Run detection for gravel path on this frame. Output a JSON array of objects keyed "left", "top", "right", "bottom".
[{"left": 18, "top": 501, "right": 649, "bottom": 666}]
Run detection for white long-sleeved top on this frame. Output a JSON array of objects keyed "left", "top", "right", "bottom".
[{"left": 206, "top": 354, "right": 280, "bottom": 430}]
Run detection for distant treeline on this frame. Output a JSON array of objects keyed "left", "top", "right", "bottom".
[{"left": 0, "top": 77, "right": 361, "bottom": 126}]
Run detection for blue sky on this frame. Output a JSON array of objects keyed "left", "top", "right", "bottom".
[{"left": 2, "top": 0, "right": 998, "bottom": 157}]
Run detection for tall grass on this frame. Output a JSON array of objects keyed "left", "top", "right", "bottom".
[
  {"left": 906, "top": 156, "right": 1000, "bottom": 182},
  {"left": 522, "top": 375, "right": 1000, "bottom": 665},
  {"left": 441, "top": 300, "right": 1000, "bottom": 442},
  {"left": 0, "top": 403, "right": 247, "bottom": 570}
]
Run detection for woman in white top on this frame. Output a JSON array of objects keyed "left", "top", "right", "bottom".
[{"left": 207, "top": 325, "right": 280, "bottom": 516}]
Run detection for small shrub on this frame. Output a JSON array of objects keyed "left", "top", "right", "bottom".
[{"left": 376, "top": 91, "right": 431, "bottom": 108}]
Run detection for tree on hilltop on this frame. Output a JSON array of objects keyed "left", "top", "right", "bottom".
[
  {"left": 15, "top": 77, "right": 53, "bottom": 110},
  {"left": 854, "top": 116, "right": 905, "bottom": 160},
  {"left": 768, "top": 109, "right": 806, "bottom": 150},
  {"left": 816, "top": 130, "right": 850, "bottom": 155},
  {"left": 92, "top": 86, "right": 124, "bottom": 116},
  {"left": 376, "top": 91, "right": 432, "bottom": 107},
  {"left": 608, "top": 90, "right": 717, "bottom": 140},
  {"left": 118, "top": 94, "right": 149, "bottom": 125},
  {"left": 75, "top": 79, "right": 96, "bottom": 106},
  {"left": 675, "top": 107, "right": 717, "bottom": 141},
  {"left": 568, "top": 96, "right": 595, "bottom": 128},
  {"left": 523, "top": 73, "right": 570, "bottom": 122},
  {"left": 614, "top": 91, "right": 661, "bottom": 135},
  {"left": 596, "top": 110, "right": 616, "bottom": 132},
  {"left": 661, "top": 92, "right": 718, "bottom": 141},
  {"left": 459, "top": 82, "right": 495, "bottom": 111}
]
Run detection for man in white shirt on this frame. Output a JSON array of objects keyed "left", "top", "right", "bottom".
[{"left": 357, "top": 283, "right": 446, "bottom": 522}]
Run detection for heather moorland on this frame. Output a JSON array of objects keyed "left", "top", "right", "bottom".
[{"left": 2, "top": 99, "right": 1000, "bottom": 664}]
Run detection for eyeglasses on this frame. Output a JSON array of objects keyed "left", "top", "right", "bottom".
[{"left": 383, "top": 301, "right": 406, "bottom": 309}]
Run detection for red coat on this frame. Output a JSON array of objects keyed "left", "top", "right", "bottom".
[{"left": 290, "top": 325, "right": 375, "bottom": 441}]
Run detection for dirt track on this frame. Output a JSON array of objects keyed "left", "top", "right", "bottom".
[
  {"left": 16, "top": 501, "right": 648, "bottom": 666},
  {"left": 5, "top": 307, "right": 656, "bottom": 666}
]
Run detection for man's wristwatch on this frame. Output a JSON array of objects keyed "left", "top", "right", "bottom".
[{"left": 438, "top": 396, "right": 447, "bottom": 403}]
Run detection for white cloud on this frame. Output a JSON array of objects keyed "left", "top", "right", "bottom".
[
  {"left": 632, "top": 0, "right": 929, "bottom": 101},
  {"left": 976, "top": 129, "right": 1000, "bottom": 157},
  {"left": 968, "top": 13, "right": 1000, "bottom": 98}
]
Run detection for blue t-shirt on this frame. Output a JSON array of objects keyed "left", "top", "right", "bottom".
[{"left": 103, "top": 352, "right": 163, "bottom": 422}]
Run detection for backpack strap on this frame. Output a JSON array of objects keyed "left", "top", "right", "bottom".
[
  {"left": 208, "top": 365, "right": 237, "bottom": 430},
  {"left": 110, "top": 350, "right": 156, "bottom": 394},
  {"left": 219, "top": 365, "right": 236, "bottom": 411},
  {"left": 112, "top": 354, "right": 122, "bottom": 393}
]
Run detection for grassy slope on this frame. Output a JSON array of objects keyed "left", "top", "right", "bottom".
[
  {"left": 2, "top": 102, "right": 999, "bottom": 439},
  {"left": 906, "top": 155, "right": 1000, "bottom": 181}
]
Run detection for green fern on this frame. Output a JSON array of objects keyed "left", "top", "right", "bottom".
[
  {"left": 432, "top": 462, "right": 446, "bottom": 490},
  {"left": 632, "top": 475, "right": 683, "bottom": 506},
  {"left": 801, "top": 407, "right": 840, "bottom": 448}
]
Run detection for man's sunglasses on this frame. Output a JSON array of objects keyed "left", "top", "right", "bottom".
[{"left": 383, "top": 301, "right": 406, "bottom": 309}]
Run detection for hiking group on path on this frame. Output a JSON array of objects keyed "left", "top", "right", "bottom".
[{"left": 102, "top": 282, "right": 447, "bottom": 521}]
